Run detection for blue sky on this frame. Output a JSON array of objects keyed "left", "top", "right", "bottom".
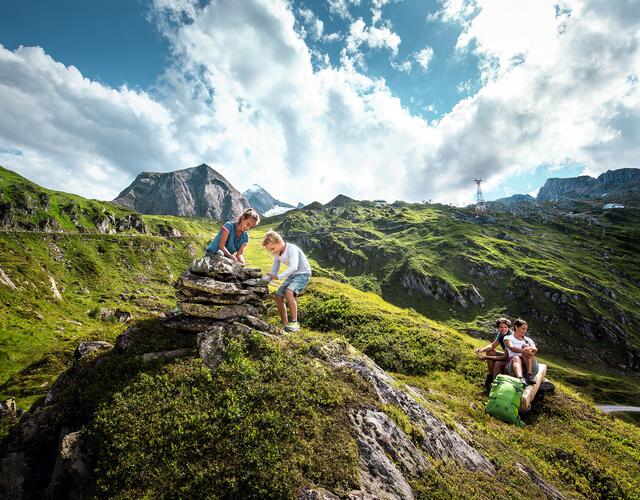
[{"left": 0, "top": 0, "right": 638, "bottom": 205}]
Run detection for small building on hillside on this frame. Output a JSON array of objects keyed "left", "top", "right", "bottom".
[
  {"left": 373, "top": 200, "right": 387, "bottom": 207},
  {"left": 603, "top": 203, "right": 624, "bottom": 209}
]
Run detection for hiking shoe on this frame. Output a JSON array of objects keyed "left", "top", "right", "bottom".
[
  {"left": 483, "top": 374, "right": 493, "bottom": 393},
  {"left": 525, "top": 375, "right": 536, "bottom": 386},
  {"left": 519, "top": 377, "right": 528, "bottom": 386},
  {"left": 284, "top": 321, "right": 300, "bottom": 332}
]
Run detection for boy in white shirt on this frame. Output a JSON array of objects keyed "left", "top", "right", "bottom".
[
  {"left": 504, "top": 318, "right": 539, "bottom": 386},
  {"left": 263, "top": 230, "right": 312, "bottom": 332}
]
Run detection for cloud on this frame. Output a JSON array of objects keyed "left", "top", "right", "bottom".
[
  {"left": 327, "top": 0, "right": 361, "bottom": 20},
  {"left": 0, "top": 0, "right": 639, "bottom": 208},
  {"left": 344, "top": 18, "right": 401, "bottom": 57},
  {"left": 0, "top": 45, "right": 178, "bottom": 199},
  {"left": 414, "top": 46, "right": 434, "bottom": 71}
]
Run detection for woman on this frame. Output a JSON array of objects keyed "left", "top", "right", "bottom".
[
  {"left": 475, "top": 318, "right": 511, "bottom": 392},
  {"left": 504, "top": 318, "right": 539, "bottom": 386}
]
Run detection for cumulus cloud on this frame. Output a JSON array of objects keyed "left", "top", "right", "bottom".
[
  {"left": 327, "top": 0, "right": 360, "bottom": 20},
  {"left": 0, "top": 45, "right": 179, "bottom": 199},
  {"left": 414, "top": 46, "right": 434, "bottom": 71},
  {"left": 410, "top": 0, "right": 640, "bottom": 200},
  {"left": 0, "top": 0, "right": 639, "bottom": 207}
]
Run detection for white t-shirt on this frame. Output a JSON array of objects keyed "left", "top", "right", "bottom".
[
  {"left": 504, "top": 334, "right": 536, "bottom": 359},
  {"left": 271, "top": 242, "right": 312, "bottom": 280}
]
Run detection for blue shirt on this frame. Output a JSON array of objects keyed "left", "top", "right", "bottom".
[{"left": 206, "top": 221, "right": 249, "bottom": 254}]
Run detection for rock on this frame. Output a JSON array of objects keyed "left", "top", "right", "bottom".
[
  {"left": 241, "top": 278, "right": 268, "bottom": 286},
  {"left": 236, "top": 315, "right": 274, "bottom": 332},
  {"left": 114, "top": 327, "right": 138, "bottom": 351},
  {"left": 1, "top": 397, "right": 18, "bottom": 418},
  {"left": 462, "top": 284, "right": 485, "bottom": 307},
  {"left": 45, "top": 430, "right": 89, "bottom": 497},
  {"left": 320, "top": 350, "right": 495, "bottom": 475},
  {"left": 190, "top": 255, "right": 243, "bottom": 278},
  {"left": 197, "top": 323, "right": 253, "bottom": 369},
  {"left": 177, "top": 291, "right": 260, "bottom": 305},
  {"left": 515, "top": 463, "right": 566, "bottom": 499},
  {"left": 49, "top": 276, "right": 62, "bottom": 300},
  {"left": 74, "top": 341, "right": 113, "bottom": 360},
  {"left": 177, "top": 272, "right": 249, "bottom": 296},
  {"left": 240, "top": 267, "right": 263, "bottom": 280},
  {"left": 180, "top": 302, "right": 259, "bottom": 320},
  {"left": 348, "top": 408, "right": 430, "bottom": 500},
  {"left": 114, "top": 310, "right": 133, "bottom": 323},
  {"left": 197, "top": 326, "right": 226, "bottom": 369},
  {"left": 157, "top": 224, "right": 182, "bottom": 237},
  {"left": 0, "top": 266, "right": 17, "bottom": 290}
]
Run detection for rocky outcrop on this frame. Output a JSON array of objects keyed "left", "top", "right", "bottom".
[
  {"left": 399, "top": 270, "right": 470, "bottom": 309},
  {"left": 113, "top": 163, "right": 250, "bottom": 220},
  {"left": 93, "top": 212, "right": 146, "bottom": 235},
  {"left": 537, "top": 168, "right": 640, "bottom": 202}
]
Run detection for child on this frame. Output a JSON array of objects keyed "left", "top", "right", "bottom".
[
  {"left": 205, "top": 208, "right": 260, "bottom": 265},
  {"left": 262, "top": 230, "right": 312, "bottom": 332},
  {"left": 475, "top": 318, "right": 511, "bottom": 392}
]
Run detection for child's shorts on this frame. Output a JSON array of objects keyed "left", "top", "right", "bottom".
[{"left": 276, "top": 273, "right": 311, "bottom": 297}]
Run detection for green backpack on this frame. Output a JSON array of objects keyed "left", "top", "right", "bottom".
[{"left": 485, "top": 374, "right": 525, "bottom": 427}]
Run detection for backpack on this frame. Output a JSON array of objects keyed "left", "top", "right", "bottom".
[{"left": 485, "top": 374, "right": 525, "bottom": 427}]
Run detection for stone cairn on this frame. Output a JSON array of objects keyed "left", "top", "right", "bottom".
[{"left": 173, "top": 254, "right": 275, "bottom": 368}]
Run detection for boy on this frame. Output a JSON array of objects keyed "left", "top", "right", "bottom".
[{"left": 262, "top": 230, "right": 312, "bottom": 332}]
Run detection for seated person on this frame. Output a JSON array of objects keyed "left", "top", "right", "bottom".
[
  {"left": 504, "top": 318, "right": 539, "bottom": 386},
  {"left": 205, "top": 208, "right": 260, "bottom": 265},
  {"left": 475, "top": 317, "right": 511, "bottom": 391}
]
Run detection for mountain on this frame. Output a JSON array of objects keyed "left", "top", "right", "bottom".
[
  {"left": 243, "top": 184, "right": 294, "bottom": 216},
  {"left": 537, "top": 168, "right": 640, "bottom": 202},
  {"left": 114, "top": 164, "right": 250, "bottom": 221}
]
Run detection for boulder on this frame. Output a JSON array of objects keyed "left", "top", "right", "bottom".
[{"left": 74, "top": 341, "right": 113, "bottom": 360}]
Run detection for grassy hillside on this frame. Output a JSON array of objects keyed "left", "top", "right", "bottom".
[
  {"left": 273, "top": 199, "right": 640, "bottom": 373},
  {"left": 2, "top": 263, "right": 639, "bottom": 498}
]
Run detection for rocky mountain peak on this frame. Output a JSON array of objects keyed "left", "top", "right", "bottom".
[{"left": 114, "top": 164, "right": 250, "bottom": 220}]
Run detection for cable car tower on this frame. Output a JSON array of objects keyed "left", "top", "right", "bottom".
[{"left": 474, "top": 179, "right": 487, "bottom": 217}]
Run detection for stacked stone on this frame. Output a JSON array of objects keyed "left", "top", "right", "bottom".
[{"left": 174, "top": 254, "right": 272, "bottom": 333}]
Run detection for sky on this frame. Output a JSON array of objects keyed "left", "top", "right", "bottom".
[{"left": 0, "top": 0, "right": 639, "bottom": 206}]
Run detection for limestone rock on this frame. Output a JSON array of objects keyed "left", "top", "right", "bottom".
[
  {"left": 322, "top": 353, "right": 495, "bottom": 475},
  {"left": 197, "top": 323, "right": 253, "bottom": 369},
  {"left": 49, "top": 276, "right": 62, "bottom": 300},
  {"left": 180, "top": 302, "right": 258, "bottom": 320},
  {"left": 0, "top": 266, "right": 18, "bottom": 290},
  {"left": 178, "top": 271, "right": 248, "bottom": 295},
  {"left": 348, "top": 408, "right": 429, "bottom": 500},
  {"left": 190, "top": 255, "right": 243, "bottom": 278}
]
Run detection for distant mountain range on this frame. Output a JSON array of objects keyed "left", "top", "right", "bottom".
[
  {"left": 242, "top": 185, "right": 295, "bottom": 216},
  {"left": 113, "top": 164, "right": 250, "bottom": 221}
]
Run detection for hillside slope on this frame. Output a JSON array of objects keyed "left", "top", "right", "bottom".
[
  {"left": 274, "top": 200, "right": 640, "bottom": 373},
  {"left": 1, "top": 273, "right": 639, "bottom": 498}
]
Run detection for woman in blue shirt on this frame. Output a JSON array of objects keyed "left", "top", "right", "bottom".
[{"left": 205, "top": 208, "right": 260, "bottom": 265}]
